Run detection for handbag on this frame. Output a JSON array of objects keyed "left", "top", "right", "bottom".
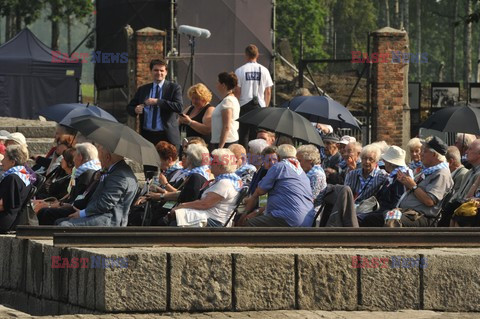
[
  {"left": 356, "top": 196, "right": 380, "bottom": 214},
  {"left": 454, "top": 200, "right": 479, "bottom": 217}
]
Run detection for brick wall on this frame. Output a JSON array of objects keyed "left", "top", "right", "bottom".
[
  {"left": 125, "top": 27, "right": 166, "bottom": 128},
  {"left": 371, "top": 27, "right": 410, "bottom": 148}
]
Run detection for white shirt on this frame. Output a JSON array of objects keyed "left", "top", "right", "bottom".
[
  {"left": 211, "top": 95, "right": 240, "bottom": 144},
  {"left": 235, "top": 61, "right": 273, "bottom": 107},
  {"left": 201, "top": 179, "right": 239, "bottom": 224}
]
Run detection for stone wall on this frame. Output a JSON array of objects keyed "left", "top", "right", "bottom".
[
  {"left": 1, "top": 236, "right": 479, "bottom": 315},
  {"left": 371, "top": 27, "right": 410, "bottom": 148}
]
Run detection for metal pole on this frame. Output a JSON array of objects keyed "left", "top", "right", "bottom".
[
  {"left": 169, "top": 0, "right": 176, "bottom": 81},
  {"left": 366, "top": 32, "right": 372, "bottom": 144},
  {"left": 271, "top": 0, "right": 276, "bottom": 106},
  {"left": 299, "top": 33, "right": 304, "bottom": 88},
  {"left": 190, "top": 36, "right": 195, "bottom": 87}
]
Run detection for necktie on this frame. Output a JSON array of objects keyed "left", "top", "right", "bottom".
[{"left": 152, "top": 84, "right": 161, "bottom": 129}]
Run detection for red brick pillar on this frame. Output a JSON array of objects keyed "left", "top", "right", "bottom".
[
  {"left": 126, "top": 27, "right": 166, "bottom": 128},
  {"left": 371, "top": 27, "right": 410, "bottom": 148}
]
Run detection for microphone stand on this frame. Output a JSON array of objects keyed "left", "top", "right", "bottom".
[{"left": 188, "top": 35, "right": 196, "bottom": 87}]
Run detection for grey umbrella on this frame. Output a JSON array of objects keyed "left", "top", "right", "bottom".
[{"left": 69, "top": 116, "right": 160, "bottom": 167}]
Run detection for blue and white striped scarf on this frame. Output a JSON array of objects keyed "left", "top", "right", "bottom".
[
  {"left": 165, "top": 161, "right": 183, "bottom": 175},
  {"left": 338, "top": 159, "right": 347, "bottom": 169},
  {"left": 420, "top": 161, "right": 449, "bottom": 178},
  {"left": 283, "top": 158, "right": 303, "bottom": 175},
  {"left": 75, "top": 159, "right": 102, "bottom": 179},
  {"left": 187, "top": 165, "right": 210, "bottom": 180},
  {"left": 386, "top": 166, "right": 413, "bottom": 187},
  {"left": 215, "top": 173, "right": 243, "bottom": 191},
  {"left": 3, "top": 165, "right": 31, "bottom": 186},
  {"left": 408, "top": 160, "right": 423, "bottom": 170},
  {"left": 235, "top": 163, "right": 256, "bottom": 177},
  {"left": 306, "top": 164, "right": 325, "bottom": 182}
]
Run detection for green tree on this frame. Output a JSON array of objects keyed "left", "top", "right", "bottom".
[
  {"left": 276, "top": 0, "right": 328, "bottom": 64},
  {"left": 0, "top": 0, "right": 43, "bottom": 41},
  {"left": 44, "top": 0, "right": 94, "bottom": 50},
  {"left": 333, "top": 0, "right": 377, "bottom": 54}
]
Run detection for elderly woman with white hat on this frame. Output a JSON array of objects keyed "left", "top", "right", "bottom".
[{"left": 359, "top": 145, "right": 413, "bottom": 227}]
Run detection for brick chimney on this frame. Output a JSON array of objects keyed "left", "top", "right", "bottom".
[
  {"left": 125, "top": 27, "right": 166, "bottom": 128},
  {"left": 371, "top": 27, "right": 410, "bottom": 148}
]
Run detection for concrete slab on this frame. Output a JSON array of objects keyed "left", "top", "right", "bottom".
[
  {"left": 170, "top": 252, "right": 232, "bottom": 311},
  {"left": 298, "top": 253, "right": 357, "bottom": 310},
  {"left": 234, "top": 253, "right": 295, "bottom": 311},
  {"left": 359, "top": 252, "right": 420, "bottom": 311}
]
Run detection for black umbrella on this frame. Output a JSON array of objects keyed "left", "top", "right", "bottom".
[
  {"left": 420, "top": 105, "right": 480, "bottom": 135},
  {"left": 281, "top": 96, "right": 360, "bottom": 129},
  {"left": 69, "top": 116, "right": 161, "bottom": 167},
  {"left": 238, "top": 107, "right": 324, "bottom": 146}
]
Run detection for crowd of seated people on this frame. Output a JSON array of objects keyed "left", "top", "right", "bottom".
[
  {"left": 2, "top": 82, "right": 480, "bottom": 230},
  {"left": 2, "top": 122, "right": 479, "bottom": 230}
]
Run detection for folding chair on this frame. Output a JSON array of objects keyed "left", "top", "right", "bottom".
[{"left": 223, "top": 186, "right": 249, "bottom": 227}]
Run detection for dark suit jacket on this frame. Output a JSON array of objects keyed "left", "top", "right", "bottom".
[
  {"left": 127, "top": 81, "right": 183, "bottom": 147},
  {"left": 84, "top": 160, "right": 137, "bottom": 226}
]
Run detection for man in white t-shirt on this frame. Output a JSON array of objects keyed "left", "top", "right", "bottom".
[{"left": 235, "top": 44, "right": 274, "bottom": 147}]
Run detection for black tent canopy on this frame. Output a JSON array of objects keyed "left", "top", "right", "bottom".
[{"left": 0, "top": 28, "right": 82, "bottom": 119}]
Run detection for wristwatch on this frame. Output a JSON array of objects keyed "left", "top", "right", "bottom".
[{"left": 411, "top": 185, "right": 418, "bottom": 191}]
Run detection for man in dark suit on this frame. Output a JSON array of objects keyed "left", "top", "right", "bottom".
[
  {"left": 58, "top": 144, "right": 138, "bottom": 227},
  {"left": 127, "top": 58, "right": 183, "bottom": 148}
]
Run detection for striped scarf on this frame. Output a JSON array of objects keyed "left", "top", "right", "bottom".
[
  {"left": 75, "top": 159, "right": 102, "bottom": 178},
  {"left": 215, "top": 173, "right": 243, "bottom": 191},
  {"left": 3, "top": 165, "right": 31, "bottom": 186},
  {"left": 165, "top": 161, "right": 183, "bottom": 175},
  {"left": 235, "top": 163, "right": 256, "bottom": 177},
  {"left": 386, "top": 166, "right": 413, "bottom": 187},
  {"left": 283, "top": 158, "right": 303, "bottom": 175},
  {"left": 187, "top": 165, "right": 210, "bottom": 180},
  {"left": 420, "top": 161, "right": 449, "bottom": 178},
  {"left": 306, "top": 164, "right": 325, "bottom": 182}
]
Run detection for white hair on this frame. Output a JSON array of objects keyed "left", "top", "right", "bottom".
[
  {"left": 360, "top": 144, "right": 381, "bottom": 162},
  {"left": 211, "top": 148, "right": 237, "bottom": 173},
  {"left": 75, "top": 142, "right": 98, "bottom": 162},
  {"left": 185, "top": 144, "right": 209, "bottom": 168},
  {"left": 248, "top": 139, "right": 269, "bottom": 155},
  {"left": 296, "top": 144, "right": 320, "bottom": 165},
  {"left": 277, "top": 144, "right": 297, "bottom": 160}
]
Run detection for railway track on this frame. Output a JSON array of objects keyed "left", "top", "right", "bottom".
[{"left": 15, "top": 226, "right": 480, "bottom": 248}]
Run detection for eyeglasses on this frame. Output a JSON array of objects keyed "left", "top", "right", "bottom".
[{"left": 361, "top": 156, "right": 376, "bottom": 162}]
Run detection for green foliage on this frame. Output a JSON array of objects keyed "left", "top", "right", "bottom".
[
  {"left": 44, "top": 0, "right": 94, "bottom": 22},
  {"left": 333, "top": 0, "right": 377, "bottom": 53},
  {"left": 276, "top": 0, "right": 328, "bottom": 62},
  {"left": 0, "top": 0, "right": 43, "bottom": 25}
]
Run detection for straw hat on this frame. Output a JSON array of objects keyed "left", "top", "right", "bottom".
[
  {"left": 339, "top": 135, "right": 356, "bottom": 145},
  {"left": 381, "top": 145, "right": 406, "bottom": 167}
]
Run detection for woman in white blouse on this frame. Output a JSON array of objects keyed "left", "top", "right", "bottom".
[{"left": 210, "top": 72, "right": 240, "bottom": 150}]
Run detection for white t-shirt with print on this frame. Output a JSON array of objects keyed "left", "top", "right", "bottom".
[{"left": 235, "top": 61, "right": 273, "bottom": 107}]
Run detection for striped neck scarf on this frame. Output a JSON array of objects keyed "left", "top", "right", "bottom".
[
  {"left": 75, "top": 159, "right": 102, "bottom": 179},
  {"left": 283, "top": 158, "right": 303, "bottom": 175},
  {"left": 187, "top": 165, "right": 210, "bottom": 180},
  {"left": 386, "top": 166, "right": 413, "bottom": 187},
  {"left": 408, "top": 160, "right": 423, "bottom": 170},
  {"left": 235, "top": 163, "right": 256, "bottom": 177},
  {"left": 306, "top": 164, "right": 325, "bottom": 182},
  {"left": 215, "top": 173, "right": 243, "bottom": 191},
  {"left": 165, "top": 161, "right": 183, "bottom": 175},
  {"left": 421, "top": 161, "right": 449, "bottom": 178},
  {"left": 3, "top": 165, "right": 31, "bottom": 186}
]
